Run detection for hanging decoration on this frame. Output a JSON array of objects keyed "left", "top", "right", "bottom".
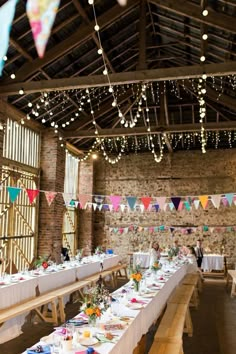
[
  {"left": 26, "top": 188, "right": 40, "bottom": 204},
  {"left": 44, "top": 191, "right": 57, "bottom": 206},
  {"left": 7, "top": 186, "right": 21, "bottom": 203},
  {"left": 26, "top": 0, "right": 60, "bottom": 58},
  {"left": 0, "top": 0, "right": 18, "bottom": 76}
]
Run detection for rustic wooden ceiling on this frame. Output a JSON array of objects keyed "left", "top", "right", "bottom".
[{"left": 0, "top": 0, "right": 236, "bottom": 154}]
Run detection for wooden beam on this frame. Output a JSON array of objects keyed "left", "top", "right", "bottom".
[
  {"left": 137, "top": 0, "right": 147, "bottom": 70},
  {"left": 149, "top": 0, "right": 236, "bottom": 34},
  {"left": 6, "top": 0, "right": 138, "bottom": 83},
  {"left": 1, "top": 61, "right": 236, "bottom": 95},
  {"left": 64, "top": 121, "right": 236, "bottom": 139}
]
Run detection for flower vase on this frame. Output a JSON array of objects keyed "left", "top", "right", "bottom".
[
  {"left": 133, "top": 281, "right": 140, "bottom": 293},
  {"left": 88, "top": 316, "right": 97, "bottom": 327}
]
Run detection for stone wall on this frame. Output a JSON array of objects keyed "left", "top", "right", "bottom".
[{"left": 93, "top": 150, "right": 236, "bottom": 265}]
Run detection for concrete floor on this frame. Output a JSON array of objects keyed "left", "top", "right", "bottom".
[{"left": 0, "top": 277, "right": 235, "bottom": 354}]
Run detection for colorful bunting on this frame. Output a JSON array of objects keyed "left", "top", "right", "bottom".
[
  {"left": 0, "top": 0, "right": 18, "bottom": 75},
  {"left": 211, "top": 194, "right": 221, "bottom": 209},
  {"left": 184, "top": 201, "right": 191, "bottom": 211},
  {"left": 26, "top": 189, "right": 40, "bottom": 204},
  {"left": 171, "top": 197, "right": 181, "bottom": 210},
  {"left": 225, "top": 193, "right": 234, "bottom": 206},
  {"left": 78, "top": 194, "right": 90, "bottom": 209},
  {"left": 199, "top": 195, "right": 208, "bottom": 209},
  {"left": 63, "top": 193, "right": 73, "bottom": 206},
  {"left": 156, "top": 197, "right": 166, "bottom": 210},
  {"left": 7, "top": 186, "right": 21, "bottom": 203},
  {"left": 141, "top": 197, "right": 152, "bottom": 210},
  {"left": 126, "top": 196, "right": 137, "bottom": 210},
  {"left": 44, "top": 191, "right": 57, "bottom": 206},
  {"left": 94, "top": 195, "right": 104, "bottom": 205},
  {"left": 193, "top": 199, "right": 200, "bottom": 210},
  {"left": 26, "top": 0, "right": 60, "bottom": 58},
  {"left": 110, "top": 195, "right": 121, "bottom": 211}
]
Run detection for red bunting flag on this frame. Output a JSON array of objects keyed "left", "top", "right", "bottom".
[
  {"left": 26, "top": 189, "right": 40, "bottom": 204},
  {"left": 141, "top": 197, "right": 152, "bottom": 210},
  {"left": 44, "top": 191, "right": 57, "bottom": 206}
]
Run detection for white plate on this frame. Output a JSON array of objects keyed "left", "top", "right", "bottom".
[
  {"left": 79, "top": 337, "right": 99, "bottom": 346},
  {"left": 141, "top": 292, "right": 156, "bottom": 298},
  {"left": 127, "top": 303, "right": 143, "bottom": 310}
]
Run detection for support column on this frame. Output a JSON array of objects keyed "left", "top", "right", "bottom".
[
  {"left": 38, "top": 130, "right": 65, "bottom": 263},
  {"left": 78, "top": 160, "right": 94, "bottom": 252}
]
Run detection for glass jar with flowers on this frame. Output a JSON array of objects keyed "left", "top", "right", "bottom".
[
  {"left": 151, "top": 261, "right": 161, "bottom": 273},
  {"left": 80, "top": 283, "right": 110, "bottom": 327},
  {"left": 130, "top": 265, "right": 142, "bottom": 293},
  {"left": 34, "top": 255, "right": 49, "bottom": 270}
]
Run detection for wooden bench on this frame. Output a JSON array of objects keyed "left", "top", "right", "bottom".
[
  {"left": 226, "top": 270, "right": 236, "bottom": 297},
  {"left": 154, "top": 303, "right": 188, "bottom": 342},
  {"left": 168, "top": 285, "right": 194, "bottom": 337},
  {"left": 148, "top": 339, "right": 183, "bottom": 354},
  {"left": 182, "top": 273, "right": 200, "bottom": 308},
  {"left": 0, "top": 292, "right": 58, "bottom": 326}
]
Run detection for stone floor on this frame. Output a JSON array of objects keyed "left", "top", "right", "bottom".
[{"left": 0, "top": 276, "right": 235, "bottom": 354}]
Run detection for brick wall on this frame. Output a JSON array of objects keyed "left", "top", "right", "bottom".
[
  {"left": 38, "top": 131, "right": 65, "bottom": 263},
  {"left": 93, "top": 150, "right": 236, "bottom": 265},
  {"left": 77, "top": 160, "right": 94, "bottom": 250}
]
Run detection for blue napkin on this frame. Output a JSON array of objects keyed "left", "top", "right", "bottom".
[{"left": 27, "top": 345, "right": 51, "bottom": 354}]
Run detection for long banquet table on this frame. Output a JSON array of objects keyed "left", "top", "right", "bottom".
[
  {"left": 0, "top": 255, "right": 120, "bottom": 344},
  {"left": 22, "top": 261, "right": 189, "bottom": 354}
]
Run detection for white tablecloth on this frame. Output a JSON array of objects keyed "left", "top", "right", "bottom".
[
  {"left": 133, "top": 252, "right": 150, "bottom": 268},
  {"left": 202, "top": 254, "right": 224, "bottom": 271},
  {"left": 0, "top": 255, "right": 119, "bottom": 344},
  {"left": 22, "top": 262, "right": 189, "bottom": 354}
]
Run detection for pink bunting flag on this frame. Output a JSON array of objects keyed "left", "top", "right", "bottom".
[
  {"left": 117, "top": 0, "right": 127, "bottom": 5},
  {"left": 141, "top": 197, "right": 152, "bottom": 210},
  {"left": 211, "top": 194, "right": 221, "bottom": 209},
  {"left": 78, "top": 194, "right": 90, "bottom": 209},
  {"left": 44, "top": 191, "right": 57, "bottom": 206},
  {"left": 26, "top": 189, "right": 40, "bottom": 204},
  {"left": 26, "top": 0, "right": 60, "bottom": 58},
  {"left": 156, "top": 197, "right": 166, "bottom": 211},
  {"left": 110, "top": 195, "right": 121, "bottom": 211}
]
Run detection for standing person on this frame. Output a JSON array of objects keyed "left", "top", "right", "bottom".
[
  {"left": 149, "top": 241, "right": 161, "bottom": 267},
  {"left": 194, "top": 239, "right": 204, "bottom": 269},
  {"left": 172, "top": 239, "right": 180, "bottom": 256}
]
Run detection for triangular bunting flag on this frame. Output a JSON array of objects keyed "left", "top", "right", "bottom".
[
  {"left": 108, "top": 204, "right": 113, "bottom": 212},
  {"left": 225, "top": 193, "right": 234, "bottom": 206},
  {"left": 78, "top": 194, "right": 90, "bottom": 209},
  {"left": 120, "top": 204, "right": 126, "bottom": 212},
  {"left": 154, "top": 226, "right": 159, "bottom": 232},
  {"left": 74, "top": 201, "right": 79, "bottom": 208},
  {"left": 139, "top": 204, "right": 145, "bottom": 213},
  {"left": 26, "top": 189, "right": 40, "bottom": 204},
  {"left": 44, "top": 191, "right": 57, "bottom": 206},
  {"left": 141, "top": 197, "right": 152, "bottom": 210},
  {"left": 117, "top": 0, "right": 127, "bottom": 6},
  {"left": 169, "top": 202, "right": 175, "bottom": 211},
  {"left": 171, "top": 197, "right": 181, "bottom": 210},
  {"left": 110, "top": 195, "right": 121, "bottom": 211},
  {"left": 159, "top": 225, "right": 165, "bottom": 231},
  {"left": 7, "top": 186, "right": 21, "bottom": 203},
  {"left": 193, "top": 199, "right": 200, "bottom": 210},
  {"left": 209, "top": 227, "right": 215, "bottom": 233},
  {"left": 199, "top": 195, "right": 208, "bottom": 209},
  {"left": 26, "top": 0, "right": 60, "bottom": 58},
  {"left": 211, "top": 194, "right": 221, "bottom": 209},
  {"left": 92, "top": 203, "right": 97, "bottom": 211},
  {"left": 124, "top": 227, "right": 129, "bottom": 234},
  {"left": 0, "top": 0, "right": 18, "bottom": 76},
  {"left": 98, "top": 204, "right": 103, "bottom": 211},
  {"left": 184, "top": 201, "right": 191, "bottom": 211},
  {"left": 154, "top": 204, "right": 159, "bottom": 212},
  {"left": 222, "top": 197, "right": 228, "bottom": 207},
  {"left": 126, "top": 196, "right": 137, "bottom": 210},
  {"left": 63, "top": 193, "right": 73, "bottom": 206},
  {"left": 156, "top": 197, "right": 166, "bottom": 211},
  {"left": 178, "top": 201, "right": 183, "bottom": 211},
  {"left": 94, "top": 195, "right": 104, "bottom": 205}
]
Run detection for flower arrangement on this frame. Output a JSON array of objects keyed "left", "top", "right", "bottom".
[
  {"left": 130, "top": 265, "right": 142, "bottom": 292},
  {"left": 80, "top": 283, "right": 110, "bottom": 325},
  {"left": 34, "top": 255, "right": 49, "bottom": 269},
  {"left": 151, "top": 261, "right": 161, "bottom": 272},
  {"left": 95, "top": 245, "right": 103, "bottom": 255},
  {"left": 76, "top": 248, "right": 83, "bottom": 260}
]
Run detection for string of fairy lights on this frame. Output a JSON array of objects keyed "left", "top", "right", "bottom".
[{"left": 3, "top": 0, "right": 236, "bottom": 164}]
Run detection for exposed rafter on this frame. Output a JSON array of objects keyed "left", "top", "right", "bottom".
[
  {"left": 149, "top": 0, "right": 236, "bottom": 33},
  {"left": 1, "top": 62, "right": 236, "bottom": 95},
  {"left": 63, "top": 121, "right": 236, "bottom": 139}
]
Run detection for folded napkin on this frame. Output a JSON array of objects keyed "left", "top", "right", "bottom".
[
  {"left": 27, "top": 345, "right": 51, "bottom": 354},
  {"left": 130, "top": 298, "right": 147, "bottom": 305}
]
